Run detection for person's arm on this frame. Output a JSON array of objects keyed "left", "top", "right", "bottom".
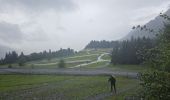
[{"left": 108, "top": 77, "right": 111, "bottom": 82}]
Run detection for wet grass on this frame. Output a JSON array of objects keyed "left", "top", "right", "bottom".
[
  {"left": 101, "top": 54, "right": 111, "bottom": 60},
  {"left": 82, "top": 61, "right": 109, "bottom": 69},
  {"left": 0, "top": 75, "right": 139, "bottom": 100},
  {"left": 107, "top": 64, "right": 152, "bottom": 72}
]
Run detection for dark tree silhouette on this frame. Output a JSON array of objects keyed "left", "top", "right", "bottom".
[{"left": 0, "top": 48, "right": 75, "bottom": 65}]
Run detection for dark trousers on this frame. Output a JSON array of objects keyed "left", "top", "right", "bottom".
[{"left": 111, "top": 83, "right": 116, "bottom": 93}]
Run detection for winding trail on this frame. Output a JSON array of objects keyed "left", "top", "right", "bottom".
[
  {"left": 69, "top": 53, "right": 110, "bottom": 68},
  {"left": 33, "top": 52, "right": 110, "bottom": 68}
]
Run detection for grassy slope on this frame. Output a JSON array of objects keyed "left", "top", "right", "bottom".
[
  {"left": 0, "top": 48, "right": 112, "bottom": 68},
  {"left": 81, "top": 61, "right": 108, "bottom": 69},
  {"left": 0, "top": 51, "right": 100, "bottom": 68}
]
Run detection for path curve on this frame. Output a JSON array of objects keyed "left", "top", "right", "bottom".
[{"left": 69, "top": 53, "right": 110, "bottom": 68}]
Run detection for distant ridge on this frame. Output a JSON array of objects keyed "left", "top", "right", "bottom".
[{"left": 123, "top": 9, "right": 170, "bottom": 40}]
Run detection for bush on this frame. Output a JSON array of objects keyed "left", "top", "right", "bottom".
[
  {"left": 8, "top": 64, "right": 12, "bottom": 68},
  {"left": 139, "top": 71, "right": 170, "bottom": 100},
  {"left": 18, "top": 62, "right": 25, "bottom": 66},
  {"left": 58, "top": 59, "right": 65, "bottom": 68}
]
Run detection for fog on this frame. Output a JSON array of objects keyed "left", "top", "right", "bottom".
[{"left": 0, "top": 0, "right": 170, "bottom": 57}]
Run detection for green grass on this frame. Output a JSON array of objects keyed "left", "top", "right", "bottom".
[
  {"left": 0, "top": 54, "right": 99, "bottom": 69},
  {"left": 0, "top": 75, "right": 139, "bottom": 100},
  {"left": 108, "top": 64, "right": 152, "bottom": 72},
  {"left": 65, "top": 62, "right": 87, "bottom": 68},
  {"left": 64, "top": 54, "right": 99, "bottom": 62},
  {"left": 101, "top": 54, "right": 111, "bottom": 60},
  {"left": 0, "top": 75, "right": 73, "bottom": 91},
  {"left": 0, "top": 49, "right": 111, "bottom": 69},
  {"left": 82, "top": 61, "right": 109, "bottom": 69}
]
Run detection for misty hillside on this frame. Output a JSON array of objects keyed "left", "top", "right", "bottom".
[
  {"left": 84, "top": 40, "right": 118, "bottom": 49},
  {"left": 123, "top": 9, "right": 170, "bottom": 40}
]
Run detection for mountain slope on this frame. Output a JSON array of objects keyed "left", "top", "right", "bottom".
[{"left": 123, "top": 9, "right": 170, "bottom": 40}]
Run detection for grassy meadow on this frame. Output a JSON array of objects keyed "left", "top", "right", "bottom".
[
  {"left": 0, "top": 75, "right": 139, "bottom": 100},
  {"left": 0, "top": 49, "right": 143, "bottom": 100}
]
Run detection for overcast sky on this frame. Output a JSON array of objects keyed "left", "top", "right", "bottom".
[{"left": 0, "top": 0, "right": 170, "bottom": 55}]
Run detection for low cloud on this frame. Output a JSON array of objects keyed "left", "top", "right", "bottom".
[
  {"left": 0, "top": 0, "right": 169, "bottom": 57},
  {"left": 0, "top": 21, "right": 23, "bottom": 43},
  {"left": 0, "top": 0, "right": 76, "bottom": 13}
]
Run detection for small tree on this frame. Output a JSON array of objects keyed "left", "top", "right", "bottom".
[
  {"left": 18, "top": 52, "right": 26, "bottom": 67},
  {"left": 58, "top": 59, "right": 65, "bottom": 68}
]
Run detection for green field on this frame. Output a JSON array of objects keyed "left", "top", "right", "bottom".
[
  {"left": 81, "top": 61, "right": 109, "bottom": 69},
  {"left": 0, "top": 51, "right": 102, "bottom": 69},
  {"left": 0, "top": 49, "right": 145, "bottom": 100},
  {"left": 0, "top": 75, "right": 139, "bottom": 100},
  {"left": 107, "top": 64, "right": 152, "bottom": 72}
]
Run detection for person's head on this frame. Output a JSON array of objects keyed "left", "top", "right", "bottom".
[{"left": 111, "top": 75, "right": 115, "bottom": 78}]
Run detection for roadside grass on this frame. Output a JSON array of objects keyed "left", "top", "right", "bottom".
[
  {"left": 82, "top": 61, "right": 109, "bottom": 69},
  {"left": 25, "top": 61, "right": 87, "bottom": 69},
  {"left": 108, "top": 64, "right": 152, "bottom": 72},
  {"left": 27, "top": 63, "right": 58, "bottom": 69},
  {"left": 0, "top": 75, "right": 139, "bottom": 100},
  {"left": 101, "top": 54, "right": 111, "bottom": 60},
  {"left": 65, "top": 62, "right": 88, "bottom": 68}
]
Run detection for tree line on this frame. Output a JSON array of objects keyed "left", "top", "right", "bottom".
[
  {"left": 111, "top": 12, "right": 170, "bottom": 99},
  {"left": 85, "top": 37, "right": 156, "bottom": 65},
  {"left": 111, "top": 37, "right": 156, "bottom": 65},
  {"left": 0, "top": 48, "right": 75, "bottom": 65},
  {"left": 139, "top": 23, "right": 170, "bottom": 100},
  {"left": 115, "top": 12, "right": 170, "bottom": 99},
  {"left": 85, "top": 40, "right": 119, "bottom": 49}
]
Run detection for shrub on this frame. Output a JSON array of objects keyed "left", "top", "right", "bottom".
[
  {"left": 139, "top": 71, "right": 170, "bottom": 100},
  {"left": 8, "top": 64, "right": 12, "bottom": 68},
  {"left": 58, "top": 59, "right": 65, "bottom": 68}
]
